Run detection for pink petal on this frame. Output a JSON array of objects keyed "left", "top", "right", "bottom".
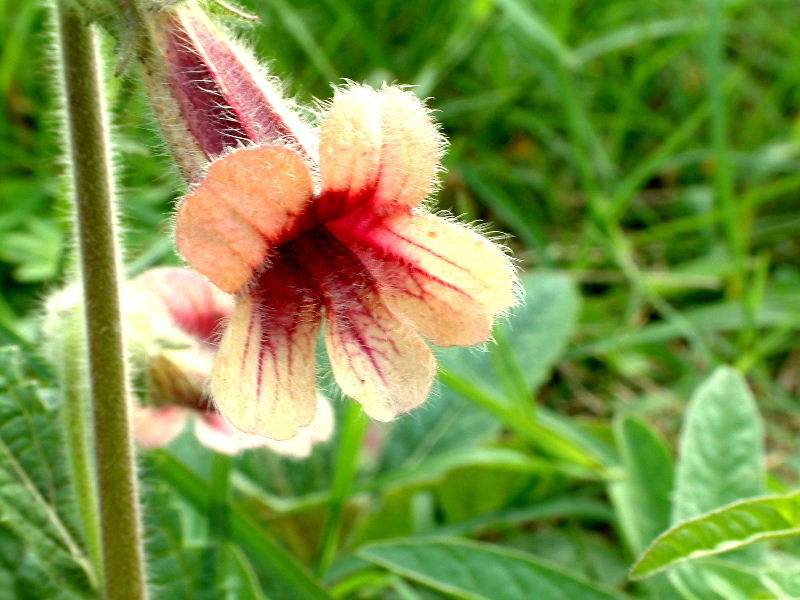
[
  {"left": 133, "top": 267, "right": 232, "bottom": 344},
  {"left": 194, "top": 412, "right": 270, "bottom": 455},
  {"left": 209, "top": 257, "right": 322, "bottom": 440},
  {"left": 317, "top": 85, "right": 444, "bottom": 220},
  {"left": 327, "top": 210, "right": 517, "bottom": 346},
  {"left": 133, "top": 405, "right": 188, "bottom": 448},
  {"left": 175, "top": 145, "right": 314, "bottom": 293}
]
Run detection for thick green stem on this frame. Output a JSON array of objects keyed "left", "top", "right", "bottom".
[{"left": 56, "top": 4, "right": 148, "bottom": 599}]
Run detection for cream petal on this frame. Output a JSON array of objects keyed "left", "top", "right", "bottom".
[
  {"left": 318, "top": 85, "right": 443, "bottom": 219},
  {"left": 193, "top": 412, "right": 271, "bottom": 455},
  {"left": 263, "top": 394, "right": 335, "bottom": 458},
  {"left": 209, "top": 261, "right": 322, "bottom": 440},
  {"left": 325, "top": 286, "right": 436, "bottom": 422},
  {"left": 328, "top": 211, "right": 517, "bottom": 346}
]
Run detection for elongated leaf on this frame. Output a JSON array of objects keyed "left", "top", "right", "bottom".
[
  {"left": 575, "top": 19, "right": 702, "bottom": 64},
  {"left": 360, "top": 537, "right": 624, "bottom": 600},
  {"left": 672, "top": 366, "right": 765, "bottom": 523},
  {"left": 632, "top": 492, "right": 800, "bottom": 579},
  {"left": 609, "top": 417, "right": 673, "bottom": 555},
  {"left": 502, "top": 273, "right": 580, "bottom": 394},
  {"left": 572, "top": 297, "right": 800, "bottom": 358},
  {"left": 668, "top": 366, "right": 766, "bottom": 595},
  {"left": 491, "top": 0, "right": 578, "bottom": 68},
  {"left": 0, "top": 346, "right": 94, "bottom": 596},
  {"left": 378, "top": 388, "right": 499, "bottom": 474}
]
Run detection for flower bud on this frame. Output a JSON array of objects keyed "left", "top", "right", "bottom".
[{"left": 141, "top": 2, "right": 316, "bottom": 182}]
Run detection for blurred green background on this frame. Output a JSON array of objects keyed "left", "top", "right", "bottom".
[
  {"left": 4, "top": 0, "right": 800, "bottom": 407},
  {"left": 3, "top": 0, "right": 800, "bottom": 598}
]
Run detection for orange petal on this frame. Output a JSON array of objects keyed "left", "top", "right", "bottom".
[
  {"left": 175, "top": 145, "right": 314, "bottom": 293},
  {"left": 325, "top": 287, "right": 436, "bottom": 421},
  {"left": 209, "top": 261, "right": 322, "bottom": 440},
  {"left": 328, "top": 211, "right": 516, "bottom": 346},
  {"left": 318, "top": 85, "right": 443, "bottom": 219}
]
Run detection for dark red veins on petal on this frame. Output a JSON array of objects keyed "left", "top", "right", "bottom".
[{"left": 249, "top": 226, "right": 398, "bottom": 387}]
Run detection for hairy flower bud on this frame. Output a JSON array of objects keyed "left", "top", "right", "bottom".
[{"left": 142, "top": 2, "right": 315, "bottom": 182}]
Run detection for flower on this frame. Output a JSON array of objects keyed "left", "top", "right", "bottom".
[
  {"left": 176, "top": 84, "right": 517, "bottom": 441},
  {"left": 127, "top": 266, "right": 334, "bottom": 456}
]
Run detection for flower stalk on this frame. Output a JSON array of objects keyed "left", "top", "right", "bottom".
[
  {"left": 42, "top": 291, "right": 103, "bottom": 585},
  {"left": 56, "top": 3, "right": 148, "bottom": 599}
]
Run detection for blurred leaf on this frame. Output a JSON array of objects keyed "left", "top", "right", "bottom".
[
  {"left": 491, "top": 0, "right": 578, "bottom": 68},
  {"left": 502, "top": 272, "right": 581, "bottom": 394},
  {"left": 436, "top": 465, "right": 529, "bottom": 523},
  {"left": 672, "top": 366, "right": 765, "bottom": 523},
  {"left": 572, "top": 296, "right": 800, "bottom": 358},
  {"left": 0, "top": 220, "right": 62, "bottom": 282},
  {"left": 436, "top": 496, "right": 613, "bottom": 537},
  {"left": 378, "top": 389, "right": 499, "bottom": 474},
  {"left": 437, "top": 272, "right": 595, "bottom": 467},
  {"left": 609, "top": 416, "right": 673, "bottom": 555},
  {"left": 378, "top": 447, "right": 581, "bottom": 494},
  {"left": 675, "top": 560, "right": 800, "bottom": 600},
  {"left": 0, "top": 346, "right": 94, "bottom": 596},
  {"left": 442, "top": 271, "right": 580, "bottom": 395},
  {"left": 632, "top": 492, "right": 800, "bottom": 580},
  {"left": 360, "top": 537, "right": 624, "bottom": 600},
  {"left": 575, "top": 18, "right": 703, "bottom": 64},
  {"left": 153, "top": 451, "right": 332, "bottom": 600}
]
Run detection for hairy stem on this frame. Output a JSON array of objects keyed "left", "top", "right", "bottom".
[
  {"left": 56, "top": 3, "right": 148, "bottom": 598},
  {"left": 58, "top": 305, "right": 104, "bottom": 586}
]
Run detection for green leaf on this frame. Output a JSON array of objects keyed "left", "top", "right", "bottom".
[
  {"left": 0, "top": 346, "right": 94, "bottom": 596},
  {"left": 153, "top": 451, "right": 332, "bottom": 600},
  {"left": 693, "top": 560, "right": 800, "bottom": 600},
  {"left": 672, "top": 366, "right": 765, "bottom": 523},
  {"left": 501, "top": 272, "right": 581, "bottom": 394},
  {"left": 442, "top": 272, "right": 580, "bottom": 397},
  {"left": 491, "top": 0, "right": 578, "bottom": 69},
  {"left": 436, "top": 273, "right": 597, "bottom": 468},
  {"left": 665, "top": 366, "right": 766, "bottom": 596},
  {"left": 378, "top": 385, "right": 499, "bottom": 474},
  {"left": 360, "top": 537, "right": 625, "bottom": 600},
  {"left": 609, "top": 417, "right": 674, "bottom": 555},
  {"left": 632, "top": 492, "right": 800, "bottom": 580},
  {"left": 575, "top": 18, "right": 702, "bottom": 64},
  {"left": 0, "top": 220, "right": 62, "bottom": 282}
]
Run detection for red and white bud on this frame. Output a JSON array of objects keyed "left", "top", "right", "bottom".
[{"left": 142, "top": 2, "right": 316, "bottom": 182}]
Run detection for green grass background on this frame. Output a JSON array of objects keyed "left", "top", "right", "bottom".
[{"left": 2, "top": 0, "right": 800, "bottom": 598}]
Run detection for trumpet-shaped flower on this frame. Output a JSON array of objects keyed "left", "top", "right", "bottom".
[{"left": 176, "top": 85, "right": 517, "bottom": 440}]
